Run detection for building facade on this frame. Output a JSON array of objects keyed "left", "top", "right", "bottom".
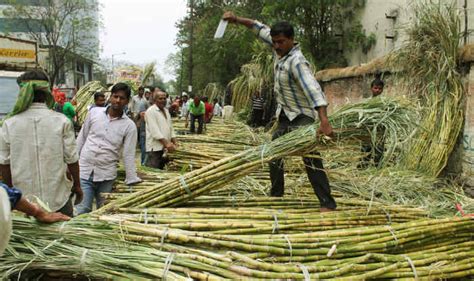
[{"left": 0, "top": 0, "right": 99, "bottom": 93}]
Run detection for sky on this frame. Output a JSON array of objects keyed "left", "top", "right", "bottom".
[{"left": 100, "top": 0, "right": 188, "bottom": 81}]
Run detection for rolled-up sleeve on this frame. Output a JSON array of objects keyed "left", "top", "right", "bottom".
[
  {"left": 1, "top": 183, "right": 22, "bottom": 210},
  {"left": 252, "top": 21, "right": 273, "bottom": 47},
  {"left": 63, "top": 119, "right": 79, "bottom": 164},
  {"left": 0, "top": 125, "right": 10, "bottom": 165},
  {"left": 122, "top": 123, "right": 141, "bottom": 184},
  {"left": 292, "top": 60, "right": 328, "bottom": 108}
]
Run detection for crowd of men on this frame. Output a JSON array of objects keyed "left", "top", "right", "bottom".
[
  {"left": 1, "top": 14, "right": 389, "bottom": 257},
  {"left": 0, "top": 70, "right": 225, "bottom": 225}
]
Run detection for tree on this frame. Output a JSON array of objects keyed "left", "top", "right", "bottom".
[
  {"left": 173, "top": 0, "right": 374, "bottom": 95},
  {"left": 261, "top": 0, "right": 373, "bottom": 69},
  {"left": 5, "top": 0, "right": 100, "bottom": 86}
]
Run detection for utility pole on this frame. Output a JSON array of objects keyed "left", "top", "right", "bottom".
[{"left": 188, "top": 0, "right": 194, "bottom": 95}]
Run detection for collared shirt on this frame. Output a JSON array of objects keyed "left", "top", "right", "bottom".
[
  {"left": 0, "top": 103, "right": 78, "bottom": 211},
  {"left": 77, "top": 106, "right": 140, "bottom": 184},
  {"left": 145, "top": 105, "right": 176, "bottom": 152},
  {"left": 253, "top": 21, "right": 328, "bottom": 121},
  {"left": 188, "top": 101, "right": 205, "bottom": 116},
  {"left": 131, "top": 95, "right": 145, "bottom": 115}
]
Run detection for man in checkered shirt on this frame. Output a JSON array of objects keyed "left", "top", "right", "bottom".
[{"left": 224, "top": 12, "right": 337, "bottom": 212}]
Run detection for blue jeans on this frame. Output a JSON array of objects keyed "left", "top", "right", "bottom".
[
  {"left": 139, "top": 132, "right": 147, "bottom": 165},
  {"left": 75, "top": 174, "right": 115, "bottom": 215}
]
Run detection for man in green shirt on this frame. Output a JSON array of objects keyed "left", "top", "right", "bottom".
[
  {"left": 62, "top": 101, "right": 76, "bottom": 123},
  {"left": 186, "top": 96, "right": 205, "bottom": 134}
]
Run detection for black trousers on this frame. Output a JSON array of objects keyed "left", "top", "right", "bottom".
[
  {"left": 251, "top": 109, "right": 264, "bottom": 127},
  {"left": 359, "top": 143, "right": 384, "bottom": 168},
  {"left": 146, "top": 150, "right": 168, "bottom": 169},
  {"left": 190, "top": 114, "right": 204, "bottom": 134},
  {"left": 269, "top": 113, "right": 337, "bottom": 209},
  {"left": 57, "top": 197, "right": 73, "bottom": 217}
]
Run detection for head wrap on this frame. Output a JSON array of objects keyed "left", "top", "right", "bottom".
[{"left": 0, "top": 80, "right": 54, "bottom": 126}]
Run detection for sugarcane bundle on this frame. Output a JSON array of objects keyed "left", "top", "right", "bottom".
[
  {"left": 199, "top": 82, "right": 225, "bottom": 102},
  {"left": 390, "top": 2, "right": 465, "bottom": 176},
  {"left": 98, "top": 97, "right": 416, "bottom": 213},
  {"left": 72, "top": 81, "right": 106, "bottom": 125}
]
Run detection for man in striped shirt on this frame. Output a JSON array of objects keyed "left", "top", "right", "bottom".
[{"left": 224, "top": 12, "right": 336, "bottom": 211}]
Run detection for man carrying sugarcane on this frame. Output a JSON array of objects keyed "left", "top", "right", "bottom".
[
  {"left": 359, "top": 77, "right": 385, "bottom": 168},
  {"left": 0, "top": 70, "right": 83, "bottom": 217},
  {"left": 224, "top": 12, "right": 337, "bottom": 211}
]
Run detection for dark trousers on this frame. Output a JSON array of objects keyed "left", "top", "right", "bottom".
[
  {"left": 146, "top": 150, "right": 168, "bottom": 169},
  {"left": 139, "top": 132, "right": 147, "bottom": 165},
  {"left": 251, "top": 109, "right": 264, "bottom": 127},
  {"left": 269, "top": 113, "right": 337, "bottom": 209},
  {"left": 359, "top": 143, "right": 384, "bottom": 168},
  {"left": 57, "top": 198, "right": 74, "bottom": 217},
  {"left": 190, "top": 114, "right": 204, "bottom": 134}
]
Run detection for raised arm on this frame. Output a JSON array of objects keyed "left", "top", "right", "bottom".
[{"left": 223, "top": 11, "right": 273, "bottom": 47}]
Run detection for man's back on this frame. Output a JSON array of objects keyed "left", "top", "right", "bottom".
[{"left": 0, "top": 103, "right": 78, "bottom": 211}]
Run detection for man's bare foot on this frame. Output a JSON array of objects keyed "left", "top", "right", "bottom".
[{"left": 320, "top": 207, "right": 336, "bottom": 213}]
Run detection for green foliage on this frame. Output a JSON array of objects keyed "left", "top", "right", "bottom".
[
  {"left": 4, "top": 0, "right": 100, "bottom": 86},
  {"left": 174, "top": 0, "right": 374, "bottom": 97}
]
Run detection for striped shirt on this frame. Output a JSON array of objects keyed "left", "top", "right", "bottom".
[
  {"left": 252, "top": 96, "right": 265, "bottom": 110},
  {"left": 252, "top": 21, "right": 328, "bottom": 121}
]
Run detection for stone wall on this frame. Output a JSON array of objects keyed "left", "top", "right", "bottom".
[
  {"left": 463, "top": 64, "right": 474, "bottom": 194},
  {"left": 320, "top": 74, "right": 397, "bottom": 113},
  {"left": 317, "top": 66, "right": 474, "bottom": 196}
]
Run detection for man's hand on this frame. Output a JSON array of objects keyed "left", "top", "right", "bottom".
[
  {"left": 165, "top": 142, "right": 177, "bottom": 153},
  {"left": 72, "top": 184, "right": 83, "bottom": 205},
  {"left": 35, "top": 210, "right": 70, "bottom": 223},
  {"left": 223, "top": 11, "right": 237, "bottom": 23},
  {"left": 317, "top": 119, "right": 334, "bottom": 138}
]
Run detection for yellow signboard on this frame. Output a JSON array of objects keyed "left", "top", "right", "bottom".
[{"left": 0, "top": 48, "right": 36, "bottom": 59}]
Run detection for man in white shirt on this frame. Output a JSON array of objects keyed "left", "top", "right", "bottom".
[
  {"left": 0, "top": 70, "right": 82, "bottom": 216},
  {"left": 130, "top": 86, "right": 145, "bottom": 119},
  {"left": 76, "top": 82, "right": 141, "bottom": 214},
  {"left": 213, "top": 98, "right": 222, "bottom": 117},
  {"left": 145, "top": 91, "right": 177, "bottom": 169}
]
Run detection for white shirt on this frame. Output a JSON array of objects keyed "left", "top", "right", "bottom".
[
  {"left": 180, "top": 100, "right": 192, "bottom": 118},
  {"left": 131, "top": 95, "right": 145, "bottom": 115},
  {"left": 213, "top": 103, "right": 222, "bottom": 116},
  {"left": 145, "top": 105, "right": 176, "bottom": 152},
  {"left": 0, "top": 103, "right": 78, "bottom": 211},
  {"left": 77, "top": 106, "right": 141, "bottom": 184}
]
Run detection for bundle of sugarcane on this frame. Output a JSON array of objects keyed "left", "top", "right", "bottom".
[
  {"left": 228, "top": 43, "right": 274, "bottom": 113},
  {"left": 71, "top": 81, "right": 106, "bottom": 125},
  {"left": 199, "top": 82, "right": 225, "bottom": 102},
  {"left": 109, "top": 202, "right": 427, "bottom": 234},
  {"left": 390, "top": 2, "right": 465, "bottom": 176},
  {"left": 141, "top": 62, "right": 156, "bottom": 85},
  {"left": 1, "top": 217, "right": 238, "bottom": 280},
  {"left": 97, "top": 97, "right": 416, "bottom": 213},
  {"left": 100, "top": 214, "right": 474, "bottom": 280}
]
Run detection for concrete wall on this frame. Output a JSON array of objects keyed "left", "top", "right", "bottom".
[
  {"left": 463, "top": 64, "right": 474, "bottom": 190},
  {"left": 319, "top": 66, "right": 474, "bottom": 194},
  {"left": 347, "top": 0, "right": 474, "bottom": 66}
]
